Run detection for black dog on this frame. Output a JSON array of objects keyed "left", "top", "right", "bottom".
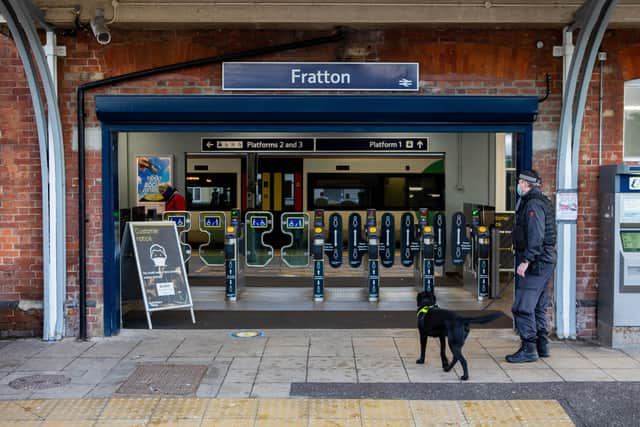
[{"left": 416, "top": 290, "right": 501, "bottom": 381}]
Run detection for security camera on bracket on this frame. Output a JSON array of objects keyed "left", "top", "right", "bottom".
[{"left": 90, "top": 8, "right": 111, "bottom": 45}]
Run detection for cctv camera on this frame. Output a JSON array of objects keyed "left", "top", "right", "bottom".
[{"left": 90, "top": 8, "right": 111, "bottom": 45}]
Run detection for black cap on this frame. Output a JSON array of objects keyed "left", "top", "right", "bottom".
[{"left": 519, "top": 169, "right": 541, "bottom": 185}]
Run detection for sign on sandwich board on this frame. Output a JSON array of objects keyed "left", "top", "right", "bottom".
[{"left": 121, "top": 221, "right": 195, "bottom": 329}]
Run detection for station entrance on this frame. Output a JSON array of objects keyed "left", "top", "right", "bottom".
[{"left": 100, "top": 95, "right": 536, "bottom": 335}]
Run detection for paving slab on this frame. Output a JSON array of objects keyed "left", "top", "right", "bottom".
[
  {"left": 215, "top": 381, "right": 252, "bottom": 398},
  {"left": 172, "top": 339, "right": 223, "bottom": 358},
  {"left": 63, "top": 357, "right": 121, "bottom": 385},
  {"left": 263, "top": 345, "right": 309, "bottom": 357},
  {"left": 127, "top": 339, "right": 184, "bottom": 360},
  {"left": 307, "top": 368, "right": 357, "bottom": 383},
  {"left": 229, "top": 357, "right": 261, "bottom": 370},
  {"left": 0, "top": 340, "right": 49, "bottom": 360},
  {"left": 80, "top": 340, "right": 140, "bottom": 359},
  {"left": 35, "top": 340, "right": 95, "bottom": 359}
]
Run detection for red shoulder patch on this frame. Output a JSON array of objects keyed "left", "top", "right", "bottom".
[{"left": 528, "top": 210, "right": 536, "bottom": 218}]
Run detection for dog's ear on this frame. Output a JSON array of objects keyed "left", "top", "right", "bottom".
[{"left": 416, "top": 291, "right": 424, "bottom": 306}]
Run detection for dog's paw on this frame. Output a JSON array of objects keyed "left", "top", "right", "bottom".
[
  {"left": 443, "top": 364, "right": 452, "bottom": 372},
  {"left": 460, "top": 374, "right": 469, "bottom": 381},
  {"left": 416, "top": 358, "right": 425, "bottom": 364}
]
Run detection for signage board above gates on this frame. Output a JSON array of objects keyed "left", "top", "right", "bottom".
[
  {"left": 202, "top": 138, "right": 315, "bottom": 152},
  {"left": 222, "top": 62, "right": 419, "bottom": 91},
  {"left": 202, "top": 137, "right": 430, "bottom": 153}
]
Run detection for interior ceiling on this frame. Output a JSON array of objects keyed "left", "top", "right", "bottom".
[{"left": 19, "top": 1, "right": 640, "bottom": 29}]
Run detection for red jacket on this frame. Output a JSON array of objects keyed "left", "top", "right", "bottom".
[{"left": 165, "top": 190, "right": 186, "bottom": 211}]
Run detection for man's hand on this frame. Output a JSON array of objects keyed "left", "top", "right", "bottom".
[{"left": 517, "top": 261, "right": 530, "bottom": 278}]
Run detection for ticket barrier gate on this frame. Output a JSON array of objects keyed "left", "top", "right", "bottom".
[
  {"left": 312, "top": 208, "right": 440, "bottom": 302},
  {"left": 210, "top": 207, "right": 442, "bottom": 302},
  {"left": 162, "top": 211, "right": 192, "bottom": 264},
  {"left": 451, "top": 211, "right": 491, "bottom": 300},
  {"left": 223, "top": 209, "right": 311, "bottom": 301},
  {"left": 400, "top": 209, "right": 442, "bottom": 293}
]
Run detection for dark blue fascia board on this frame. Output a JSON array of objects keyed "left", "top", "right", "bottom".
[{"left": 95, "top": 95, "right": 538, "bottom": 125}]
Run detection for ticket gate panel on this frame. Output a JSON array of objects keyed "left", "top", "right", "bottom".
[
  {"left": 400, "top": 213, "right": 419, "bottom": 267},
  {"left": 198, "top": 211, "right": 226, "bottom": 266},
  {"left": 433, "top": 212, "right": 446, "bottom": 267},
  {"left": 326, "top": 213, "right": 343, "bottom": 268},
  {"left": 163, "top": 211, "right": 192, "bottom": 263},
  {"left": 281, "top": 212, "right": 310, "bottom": 268},
  {"left": 245, "top": 211, "right": 274, "bottom": 267},
  {"left": 451, "top": 212, "right": 471, "bottom": 265},
  {"left": 348, "top": 213, "right": 366, "bottom": 268},
  {"left": 380, "top": 213, "right": 395, "bottom": 268}
]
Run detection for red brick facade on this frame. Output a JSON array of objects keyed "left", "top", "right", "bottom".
[{"left": 0, "top": 28, "right": 637, "bottom": 338}]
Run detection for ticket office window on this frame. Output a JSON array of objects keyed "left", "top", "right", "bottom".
[
  {"left": 308, "top": 173, "right": 445, "bottom": 211},
  {"left": 185, "top": 173, "right": 236, "bottom": 210}
]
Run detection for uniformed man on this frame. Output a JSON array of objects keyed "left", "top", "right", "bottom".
[{"left": 506, "top": 169, "right": 557, "bottom": 363}]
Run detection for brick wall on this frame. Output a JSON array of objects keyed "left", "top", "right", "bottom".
[
  {"left": 0, "top": 34, "right": 44, "bottom": 337},
  {"left": 3, "top": 27, "right": 638, "bottom": 338}
]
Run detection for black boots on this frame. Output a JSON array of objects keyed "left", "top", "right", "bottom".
[
  {"left": 537, "top": 336, "right": 550, "bottom": 358},
  {"left": 506, "top": 341, "right": 539, "bottom": 363}
]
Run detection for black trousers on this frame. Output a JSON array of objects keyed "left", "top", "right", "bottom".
[{"left": 512, "top": 261, "right": 555, "bottom": 343}]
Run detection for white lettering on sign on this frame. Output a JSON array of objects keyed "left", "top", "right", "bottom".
[
  {"left": 156, "top": 282, "right": 176, "bottom": 296},
  {"left": 246, "top": 141, "right": 278, "bottom": 149},
  {"left": 291, "top": 69, "right": 351, "bottom": 85},
  {"left": 369, "top": 141, "right": 399, "bottom": 149}
]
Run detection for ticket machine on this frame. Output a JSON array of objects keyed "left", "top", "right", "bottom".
[{"left": 599, "top": 165, "right": 640, "bottom": 347}]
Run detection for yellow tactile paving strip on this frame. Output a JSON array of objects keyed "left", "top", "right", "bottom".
[{"left": 0, "top": 397, "right": 574, "bottom": 426}]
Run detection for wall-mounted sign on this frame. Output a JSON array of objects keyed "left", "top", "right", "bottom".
[
  {"left": 556, "top": 190, "right": 578, "bottom": 223},
  {"left": 121, "top": 222, "right": 195, "bottom": 329},
  {"left": 202, "top": 137, "right": 429, "bottom": 153},
  {"left": 222, "top": 62, "right": 419, "bottom": 91}
]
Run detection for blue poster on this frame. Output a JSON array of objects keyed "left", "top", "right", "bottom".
[{"left": 137, "top": 155, "right": 172, "bottom": 203}]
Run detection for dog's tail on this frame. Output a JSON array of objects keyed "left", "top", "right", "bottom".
[{"left": 463, "top": 312, "right": 502, "bottom": 324}]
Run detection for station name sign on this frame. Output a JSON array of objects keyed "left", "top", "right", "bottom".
[
  {"left": 222, "top": 62, "right": 419, "bottom": 91},
  {"left": 202, "top": 137, "right": 429, "bottom": 153}
]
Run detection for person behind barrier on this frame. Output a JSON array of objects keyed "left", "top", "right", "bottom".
[
  {"left": 506, "top": 169, "right": 557, "bottom": 363},
  {"left": 158, "top": 183, "right": 187, "bottom": 211}
]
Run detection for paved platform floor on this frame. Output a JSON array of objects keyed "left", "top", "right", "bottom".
[
  {"left": 1, "top": 329, "right": 640, "bottom": 400},
  {"left": 0, "top": 397, "right": 573, "bottom": 426},
  {"left": 1, "top": 329, "right": 640, "bottom": 426}
]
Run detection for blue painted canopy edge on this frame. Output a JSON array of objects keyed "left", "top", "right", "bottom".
[{"left": 95, "top": 95, "right": 538, "bottom": 125}]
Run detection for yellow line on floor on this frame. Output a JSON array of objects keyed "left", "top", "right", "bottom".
[{"left": 0, "top": 397, "right": 574, "bottom": 426}]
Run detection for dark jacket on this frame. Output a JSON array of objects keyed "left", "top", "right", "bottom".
[{"left": 513, "top": 187, "right": 557, "bottom": 265}]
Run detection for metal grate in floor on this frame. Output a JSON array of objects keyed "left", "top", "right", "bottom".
[{"left": 116, "top": 363, "right": 207, "bottom": 396}]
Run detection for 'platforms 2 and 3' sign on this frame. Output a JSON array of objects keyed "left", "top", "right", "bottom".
[{"left": 222, "top": 62, "right": 419, "bottom": 91}]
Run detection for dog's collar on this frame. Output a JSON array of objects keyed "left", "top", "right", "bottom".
[{"left": 417, "top": 305, "right": 436, "bottom": 317}]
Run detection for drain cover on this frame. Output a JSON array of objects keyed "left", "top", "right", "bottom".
[
  {"left": 116, "top": 364, "right": 207, "bottom": 396},
  {"left": 9, "top": 374, "right": 71, "bottom": 390}
]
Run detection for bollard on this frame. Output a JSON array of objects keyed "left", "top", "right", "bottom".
[
  {"left": 224, "top": 208, "right": 241, "bottom": 301},
  {"left": 476, "top": 225, "right": 490, "bottom": 300},
  {"left": 366, "top": 209, "right": 379, "bottom": 301},
  {"left": 312, "top": 210, "right": 325, "bottom": 301}
]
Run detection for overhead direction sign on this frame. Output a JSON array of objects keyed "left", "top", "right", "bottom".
[
  {"left": 223, "top": 62, "right": 419, "bottom": 91},
  {"left": 315, "top": 138, "right": 429, "bottom": 152},
  {"left": 202, "top": 138, "right": 314, "bottom": 152},
  {"left": 201, "top": 137, "right": 430, "bottom": 153}
]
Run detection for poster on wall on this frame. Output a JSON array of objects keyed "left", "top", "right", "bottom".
[
  {"left": 556, "top": 190, "right": 578, "bottom": 222},
  {"left": 136, "top": 155, "right": 173, "bottom": 207}
]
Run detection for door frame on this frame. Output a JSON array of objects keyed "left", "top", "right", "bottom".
[{"left": 99, "top": 95, "right": 536, "bottom": 336}]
